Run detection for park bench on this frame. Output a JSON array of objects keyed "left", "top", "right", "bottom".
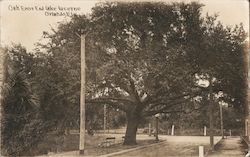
[{"left": 98, "top": 137, "right": 116, "bottom": 147}]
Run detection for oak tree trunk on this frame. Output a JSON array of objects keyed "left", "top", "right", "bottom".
[{"left": 123, "top": 110, "right": 140, "bottom": 145}]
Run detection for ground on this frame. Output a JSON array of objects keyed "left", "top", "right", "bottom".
[
  {"left": 36, "top": 133, "right": 158, "bottom": 156},
  {"left": 111, "top": 136, "right": 221, "bottom": 157},
  {"left": 36, "top": 135, "right": 222, "bottom": 157},
  {"left": 207, "top": 137, "right": 245, "bottom": 157}
]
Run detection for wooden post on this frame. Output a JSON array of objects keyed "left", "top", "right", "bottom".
[
  {"left": 243, "top": 43, "right": 249, "bottom": 137},
  {"left": 204, "top": 126, "right": 206, "bottom": 136},
  {"left": 246, "top": 120, "right": 249, "bottom": 136},
  {"left": 171, "top": 125, "right": 175, "bottom": 136},
  {"left": 0, "top": 48, "right": 6, "bottom": 143},
  {"left": 209, "top": 79, "right": 214, "bottom": 151},
  {"left": 107, "top": 106, "right": 109, "bottom": 133},
  {"left": 220, "top": 104, "right": 224, "bottom": 139},
  {"left": 104, "top": 104, "right": 107, "bottom": 133},
  {"left": 79, "top": 34, "right": 86, "bottom": 154},
  {"left": 149, "top": 123, "right": 151, "bottom": 136},
  {"left": 155, "top": 117, "right": 159, "bottom": 141},
  {"left": 199, "top": 146, "right": 204, "bottom": 157}
]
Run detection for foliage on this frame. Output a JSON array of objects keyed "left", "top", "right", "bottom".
[
  {"left": 33, "top": 2, "right": 247, "bottom": 144},
  {"left": 1, "top": 45, "right": 47, "bottom": 156}
]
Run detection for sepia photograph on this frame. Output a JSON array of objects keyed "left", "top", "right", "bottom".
[{"left": 0, "top": 0, "right": 249, "bottom": 156}]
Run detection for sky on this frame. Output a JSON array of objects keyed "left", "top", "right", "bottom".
[{"left": 0, "top": 0, "right": 249, "bottom": 52}]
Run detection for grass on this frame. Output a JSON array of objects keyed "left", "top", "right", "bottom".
[{"left": 30, "top": 133, "right": 158, "bottom": 156}]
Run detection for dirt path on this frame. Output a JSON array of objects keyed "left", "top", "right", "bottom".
[
  {"left": 111, "top": 136, "right": 221, "bottom": 157},
  {"left": 208, "top": 137, "right": 245, "bottom": 157}
]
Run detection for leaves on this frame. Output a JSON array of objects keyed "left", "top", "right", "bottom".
[
  {"left": 36, "top": 2, "right": 246, "bottom": 117},
  {"left": 1, "top": 46, "right": 45, "bottom": 156}
]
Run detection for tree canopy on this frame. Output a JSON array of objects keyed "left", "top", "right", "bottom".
[{"left": 34, "top": 2, "right": 247, "bottom": 144}]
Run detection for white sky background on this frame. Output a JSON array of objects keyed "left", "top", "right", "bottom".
[{"left": 0, "top": 0, "right": 249, "bottom": 52}]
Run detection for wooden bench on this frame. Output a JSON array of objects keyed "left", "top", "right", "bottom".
[{"left": 98, "top": 137, "right": 116, "bottom": 147}]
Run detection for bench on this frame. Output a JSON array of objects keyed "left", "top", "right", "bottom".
[{"left": 98, "top": 137, "right": 116, "bottom": 147}]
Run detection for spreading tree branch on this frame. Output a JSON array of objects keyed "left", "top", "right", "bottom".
[
  {"left": 86, "top": 98, "right": 131, "bottom": 112},
  {"left": 144, "top": 102, "right": 207, "bottom": 117}
]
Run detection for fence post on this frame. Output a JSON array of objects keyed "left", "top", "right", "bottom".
[
  {"left": 149, "top": 123, "right": 151, "bottom": 136},
  {"left": 171, "top": 125, "right": 175, "bottom": 136},
  {"left": 199, "top": 146, "right": 204, "bottom": 157}
]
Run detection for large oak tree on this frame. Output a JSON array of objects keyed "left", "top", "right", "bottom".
[{"left": 37, "top": 2, "right": 247, "bottom": 145}]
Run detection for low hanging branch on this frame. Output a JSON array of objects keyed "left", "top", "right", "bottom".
[
  {"left": 86, "top": 97, "right": 134, "bottom": 112},
  {"left": 144, "top": 104, "right": 207, "bottom": 117}
]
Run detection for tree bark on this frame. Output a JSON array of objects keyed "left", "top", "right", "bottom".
[{"left": 123, "top": 110, "right": 140, "bottom": 145}]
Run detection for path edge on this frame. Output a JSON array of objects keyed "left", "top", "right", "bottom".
[
  {"left": 98, "top": 140, "right": 166, "bottom": 157},
  {"left": 205, "top": 137, "right": 224, "bottom": 157}
]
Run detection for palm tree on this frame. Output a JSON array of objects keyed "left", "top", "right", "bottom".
[{"left": 1, "top": 48, "right": 42, "bottom": 156}]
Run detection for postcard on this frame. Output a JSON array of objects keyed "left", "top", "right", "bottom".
[{"left": 0, "top": 0, "right": 249, "bottom": 156}]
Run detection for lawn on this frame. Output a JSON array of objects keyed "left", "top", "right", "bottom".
[{"left": 31, "top": 133, "right": 159, "bottom": 156}]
